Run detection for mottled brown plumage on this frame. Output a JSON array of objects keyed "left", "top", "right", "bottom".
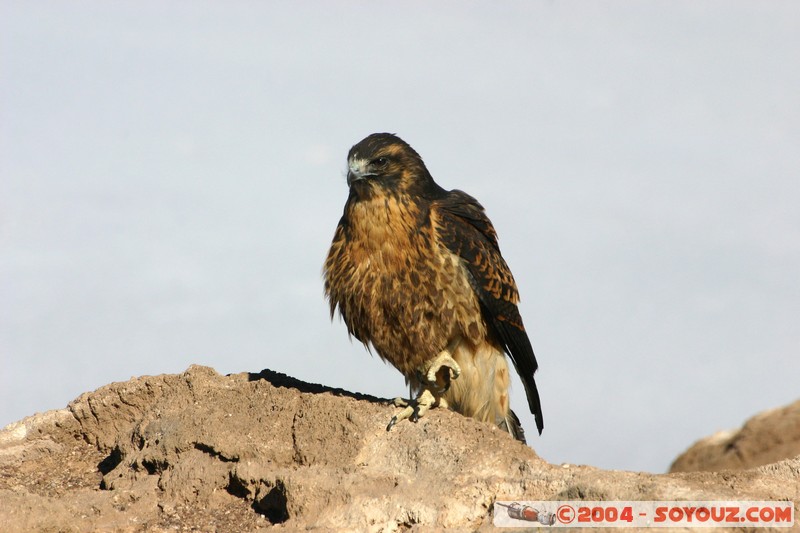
[{"left": 324, "top": 133, "right": 543, "bottom": 440}]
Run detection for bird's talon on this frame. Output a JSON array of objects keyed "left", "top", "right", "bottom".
[
  {"left": 423, "top": 349, "right": 462, "bottom": 392},
  {"left": 391, "top": 397, "right": 409, "bottom": 408},
  {"left": 386, "top": 389, "right": 436, "bottom": 431}
]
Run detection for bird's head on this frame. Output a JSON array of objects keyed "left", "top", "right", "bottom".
[{"left": 346, "top": 133, "right": 439, "bottom": 198}]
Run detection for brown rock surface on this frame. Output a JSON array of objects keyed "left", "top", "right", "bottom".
[
  {"left": 1, "top": 365, "right": 798, "bottom": 531},
  {"left": 670, "top": 399, "right": 800, "bottom": 474}
]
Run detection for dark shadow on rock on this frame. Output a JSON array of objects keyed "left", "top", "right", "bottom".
[
  {"left": 245, "top": 368, "right": 388, "bottom": 405},
  {"left": 98, "top": 446, "right": 123, "bottom": 476},
  {"left": 253, "top": 479, "right": 290, "bottom": 524}
]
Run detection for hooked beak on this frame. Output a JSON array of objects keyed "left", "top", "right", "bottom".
[
  {"left": 346, "top": 170, "right": 364, "bottom": 187},
  {"left": 346, "top": 159, "right": 375, "bottom": 187}
]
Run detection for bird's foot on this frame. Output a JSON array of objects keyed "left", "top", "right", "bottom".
[
  {"left": 421, "top": 348, "right": 462, "bottom": 394},
  {"left": 387, "top": 389, "right": 440, "bottom": 431},
  {"left": 386, "top": 339, "right": 462, "bottom": 432}
]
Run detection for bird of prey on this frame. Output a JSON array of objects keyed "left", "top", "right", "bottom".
[{"left": 324, "top": 133, "right": 543, "bottom": 442}]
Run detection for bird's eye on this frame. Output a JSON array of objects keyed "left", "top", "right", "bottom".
[{"left": 373, "top": 157, "right": 388, "bottom": 167}]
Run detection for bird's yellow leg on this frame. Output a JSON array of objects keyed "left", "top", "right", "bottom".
[
  {"left": 386, "top": 337, "right": 463, "bottom": 432},
  {"left": 387, "top": 389, "right": 440, "bottom": 431},
  {"left": 423, "top": 336, "right": 462, "bottom": 392},
  {"left": 422, "top": 339, "right": 461, "bottom": 392},
  {"left": 387, "top": 384, "right": 454, "bottom": 430}
]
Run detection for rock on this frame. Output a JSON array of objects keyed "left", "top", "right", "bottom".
[
  {"left": 670, "top": 399, "right": 800, "bottom": 473},
  {"left": 1, "top": 365, "right": 798, "bottom": 531}
]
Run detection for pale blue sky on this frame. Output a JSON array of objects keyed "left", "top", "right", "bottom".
[{"left": 2, "top": 1, "right": 798, "bottom": 472}]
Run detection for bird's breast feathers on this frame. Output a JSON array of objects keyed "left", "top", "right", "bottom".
[
  {"left": 325, "top": 193, "right": 486, "bottom": 374},
  {"left": 345, "top": 194, "right": 424, "bottom": 268}
]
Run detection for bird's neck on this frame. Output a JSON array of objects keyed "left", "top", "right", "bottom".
[{"left": 344, "top": 193, "right": 429, "bottom": 257}]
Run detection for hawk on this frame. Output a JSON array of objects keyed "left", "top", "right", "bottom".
[{"left": 324, "top": 133, "right": 543, "bottom": 442}]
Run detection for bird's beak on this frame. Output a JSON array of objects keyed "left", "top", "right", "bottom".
[
  {"left": 346, "top": 170, "right": 364, "bottom": 187},
  {"left": 347, "top": 159, "right": 373, "bottom": 187}
]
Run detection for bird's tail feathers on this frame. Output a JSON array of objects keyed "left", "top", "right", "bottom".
[
  {"left": 446, "top": 340, "right": 531, "bottom": 443},
  {"left": 500, "top": 409, "right": 526, "bottom": 444},
  {"left": 519, "top": 375, "right": 544, "bottom": 436}
]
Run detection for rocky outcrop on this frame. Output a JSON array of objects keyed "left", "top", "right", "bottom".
[
  {"left": 670, "top": 399, "right": 800, "bottom": 473},
  {"left": 1, "top": 365, "right": 798, "bottom": 531}
]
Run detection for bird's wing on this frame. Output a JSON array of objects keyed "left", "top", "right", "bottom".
[{"left": 434, "top": 189, "right": 543, "bottom": 434}]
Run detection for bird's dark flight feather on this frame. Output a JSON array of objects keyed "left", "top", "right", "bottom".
[{"left": 435, "top": 190, "right": 544, "bottom": 435}]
